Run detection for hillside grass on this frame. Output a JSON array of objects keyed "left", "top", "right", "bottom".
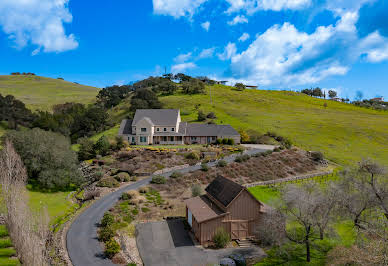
[
  {"left": 0, "top": 75, "right": 100, "bottom": 111},
  {"left": 160, "top": 85, "right": 388, "bottom": 166},
  {"left": 0, "top": 226, "right": 20, "bottom": 266}
]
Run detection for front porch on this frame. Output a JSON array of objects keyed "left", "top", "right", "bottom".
[{"left": 153, "top": 136, "right": 184, "bottom": 145}]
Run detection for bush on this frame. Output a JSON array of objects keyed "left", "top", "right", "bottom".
[
  {"left": 151, "top": 175, "right": 166, "bottom": 184},
  {"left": 217, "top": 160, "right": 227, "bottom": 167},
  {"left": 213, "top": 228, "right": 230, "bottom": 248},
  {"left": 235, "top": 154, "right": 250, "bottom": 163},
  {"left": 84, "top": 190, "right": 101, "bottom": 201},
  {"left": 216, "top": 138, "right": 222, "bottom": 145},
  {"left": 191, "top": 184, "right": 203, "bottom": 197},
  {"left": 197, "top": 110, "right": 207, "bottom": 121},
  {"left": 101, "top": 213, "right": 115, "bottom": 227},
  {"left": 282, "top": 138, "right": 292, "bottom": 149},
  {"left": 114, "top": 172, "right": 130, "bottom": 182},
  {"left": 170, "top": 171, "right": 183, "bottom": 179},
  {"left": 98, "top": 226, "right": 115, "bottom": 242},
  {"left": 78, "top": 137, "right": 96, "bottom": 161},
  {"left": 104, "top": 239, "right": 120, "bottom": 258},
  {"left": 94, "top": 135, "right": 111, "bottom": 156},
  {"left": 185, "top": 152, "right": 200, "bottom": 160},
  {"left": 115, "top": 136, "right": 125, "bottom": 150},
  {"left": 201, "top": 163, "right": 209, "bottom": 172},
  {"left": 311, "top": 151, "right": 324, "bottom": 161},
  {"left": 97, "top": 177, "right": 120, "bottom": 188},
  {"left": 222, "top": 139, "right": 228, "bottom": 145},
  {"left": 207, "top": 112, "right": 216, "bottom": 119},
  {"left": 262, "top": 150, "right": 273, "bottom": 157},
  {"left": 227, "top": 139, "right": 235, "bottom": 145}
]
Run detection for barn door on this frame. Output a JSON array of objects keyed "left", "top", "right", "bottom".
[{"left": 231, "top": 221, "right": 249, "bottom": 240}]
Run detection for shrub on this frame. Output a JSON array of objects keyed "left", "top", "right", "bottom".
[
  {"left": 94, "top": 135, "right": 111, "bottom": 156},
  {"left": 213, "top": 228, "right": 230, "bottom": 248},
  {"left": 78, "top": 137, "right": 96, "bottom": 161},
  {"left": 141, "top": 207, "right": 150, "bottom": 213},
  {"left": 191, "top": 184, "right": 203, "bottom": 197},
  {"left": 139, "top": 187, "right": 150, "bottom": 194},
  {"left": 101, "top": 213, "right": 115, "bottom": 227},
  {"left": 104, "top": 239, "right": 120, "bottom": 258},
  {"left": 282, "top": 138, "right": 292, "bottom": 149},
  {"left": 222, "top": 139, "right": 228, "bottom": 145},
  {"left": 311, "top": 151, "right": 324, "bottom": 161},
  {"left": 185, "top": 152, "right": 200, "bottom": 160},
  {"left": 93, "top": 171, "right": 104, "bottom": 181},
  {"left": 217, "top": 160, "right": 227, "bottom": 167},
  {"left": 114, "top": 172, "right": 130, "bottom": 182},
  {"left": 98, "top": 226, "right": 115, "bottom": 242},
  {"left": 197, "top": 110, "right": 206, "bottom": 121},
  {"left": 273, "top": 147, "right": 281, "bottom": 152},
  {"left": 201, "top": 163, "right": 209, "bottom": 172},
  {"left": 235, "top": 154, "right": 250, "bottom": 163},
  {"left": 97, "top": 177, "right": 120, "bottom": 188},
  {"left": 84, "top": 190, "right": 101, "bottom": 201},
  {"left": 227, "top": 138, "right": 235, "bottom": 145},
  {"left": 216, "top": 138, "right": 222, "bottom": 145},
  {"left": 239, "top": 130, "right": 250, "bottom": 143},
  {"left": 115, "top": 136, "right": 125, "bottom": 150},
  {"left": 130, "top": 176, "right": 137, "bottom": 181},
  {"left": 262, "top": 150, "right": 273, "bottom": 157},
  {"left": 207, "top": 112, "right": 216, "bottom": 119},
  {"left": 151, "top": 175, "right": 166, "bottom": 184},
  {"left": 170, "top": 171, "right": 183, "bottom": 179}
]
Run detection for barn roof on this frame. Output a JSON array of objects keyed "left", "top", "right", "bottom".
[
  {"left": 185, "top": 195, "right": 226, "bottom": 223},
  {"left": 205, "top": 176, "right": 244, "bottom": 207}
]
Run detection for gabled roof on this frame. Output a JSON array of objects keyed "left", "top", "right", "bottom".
[
  {"left": 118, "top": 119, "right": 133, "bottom": 135},
  {"left": 132, "top": 109, "right": 179, "bottom": 126},
  {"left": 205, "top": 176, "right": 244, "bottom": 207},
  {"left": 181, "top": 123, "right": 239, "bottom": 137},
  {"left": 185, "top": 195, "right": 226, "bottom": 223}
]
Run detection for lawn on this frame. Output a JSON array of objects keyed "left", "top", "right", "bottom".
[
  {"left": 0, "top": 75, "right": 100, "bottom": 111},
  {"left": 248, "top": 185, "right": 356, "bottom": 266},
  {"left": 28, "top": 190, "right": 75, "bottom": 222},
  {"left": 0, "top": 225, "right": 20, "bottom": 266},
  {"left": 160, "top": 86, "right": 388, "bottom": 166}
]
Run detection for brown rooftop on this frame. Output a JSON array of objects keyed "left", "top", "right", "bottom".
[
  {"left": 205, "top": 176, "right": 244, "bottom": 207},
  {"left": 184, "top": 195, "right": 226, "bottom": 223}
]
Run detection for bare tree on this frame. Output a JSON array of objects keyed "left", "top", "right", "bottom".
[
  {"left": 255, "top": 208, "right": 286, "bottom": 247},
  {"left": 0, "top": 140, "right": 49, "bottom": 265},
  {"left": 280, "top": 182, "right": 328, "bottom": 262}
]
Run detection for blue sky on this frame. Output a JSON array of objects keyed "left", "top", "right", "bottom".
[{"left": 0, "top": 0, "right": 387, "bottom": 100}]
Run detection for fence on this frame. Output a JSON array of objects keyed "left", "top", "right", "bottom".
[{"left": 244, "top": 170, "right": 335, "bottom": 188}]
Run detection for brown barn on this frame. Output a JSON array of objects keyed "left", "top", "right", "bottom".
[{"left": 184, "top": 176, "right": 264, "bottom": 245}]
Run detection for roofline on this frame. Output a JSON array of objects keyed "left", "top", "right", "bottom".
[{"left": 197, "top": 211, "right": 229, "bottom": 224}]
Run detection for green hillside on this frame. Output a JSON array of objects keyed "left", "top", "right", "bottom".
[
  {"left": 157, "top": 85, "right": 388, "bottom": 166},
  {"left": 0, "top": 75, "right": 100, "bottom": 111}
]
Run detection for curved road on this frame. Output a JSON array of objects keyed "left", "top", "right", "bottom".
[{"left": 67, "top": 147, "right": 267, "bottom": 266}]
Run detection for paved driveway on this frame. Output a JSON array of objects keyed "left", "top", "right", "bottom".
[{"left": 136, "top": 220, "right": 266, "bottom": 266}]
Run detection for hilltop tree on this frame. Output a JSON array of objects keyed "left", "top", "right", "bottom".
[
  {"left": 235, "top": 83, "right": 246, "bottom": 91},
  {"left": 133, "top": 77, "right": 177, "bottom": 95},
  {"left": 312, "top": 87, "right": 323, "bottom": 97},
  {"left": 328, "top": 90, "right": 337, "bottom": 99},
  {"left": 182, "top": 79, "right": 205, "bottom": 94},
  {"left": 97, "top": 85, "right": 133, "bottom": 108}
]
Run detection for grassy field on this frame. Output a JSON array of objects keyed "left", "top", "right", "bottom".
[
  {"left": 28, "top": 190, "right": 74, "bottom": 222},
  {"left": 160, "top": 86, "right": 388, "bottom": 166},
  {"left": 0, "top": 225, "right": 20, "bottom": 265},
  {"left": 0, "top": 75, "right": 100, "bottom": 111}
]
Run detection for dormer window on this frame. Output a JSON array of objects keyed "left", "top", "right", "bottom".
[
  {"left": 171, "top": 128, "right": 175, "bottom": 132},
  {"left": 141, "top": 128, "right": 147, "bottom": 132}
]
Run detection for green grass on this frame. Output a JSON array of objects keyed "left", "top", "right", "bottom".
[
  {"left": 0, "top": 257, "right": 20, "bottom": 266},
  {"left": 28, "top": 190, "right": 74, "bottom": 222},
  {"left": 0, "top": 238, "right": 12, "bottom": 248},
  {"left": 0, "top": 247, "right": 16, "bottom": 257},
  {"left": 0, "top": 226, "right": 20, "bottom": 265},
  {"left": 0, "top": 75, "right": 99, "bottom": 111},
  {"left": 159, "top": 86, "right": 388, "bottom": 166},
  {"left": 248, "top": 186, "right": 281, "bottom": 205}
]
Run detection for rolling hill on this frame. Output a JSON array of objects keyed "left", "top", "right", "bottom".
[{"left": 0, "top": 75, "right": 100, "bottom": 111}]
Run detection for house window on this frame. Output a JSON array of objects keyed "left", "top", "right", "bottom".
[
  {"left": 191, "top": 137, "right": 197, "bottom": 141},
  {"left": 131, "top": 137, "right": 135, "bottom": 143},
  {"left": 157, "top": 128, "right": 160, "bottom": 132},
  {"left": 141, "top": 128, "right": 147, "bottom": 132},
  {"left": 171, "top": 128, "right": 175, "bottom": 132},
  {"left": 163, "top": 136, "right": 167, "bottom": 142},
  {"left": 164, "top": 128, "right": 167, "bottom": 132},
  {"left": 170, "top": 136, "right": 174, "bottom": 142},
  {"left": 212, "top": 137, "right": 216, "bottom": 141},
  {"left": 140, "top": 136, "right": 147, "bottom": 143}
]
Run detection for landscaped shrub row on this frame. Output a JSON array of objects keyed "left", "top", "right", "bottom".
[
  {"left": 216, "top": 138, "right": 235, "bottom": 145},
  {"left": 234, "top": 154, "right": 250, "bottom": 163}
]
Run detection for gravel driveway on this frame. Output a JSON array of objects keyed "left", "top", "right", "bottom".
[{"left": 136, "top": 220, "right": 266, "bottom": 266}]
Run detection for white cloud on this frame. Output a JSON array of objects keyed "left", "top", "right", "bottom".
[
  {"left": 218, "top": 43, "right": 237, "bottom": 60},
  {"left": 174, "top": 52, "right": 192, "bottom": 63},
  {"left": 171, "top": 62, "right": 196, "bottom": 73},
  {"left": 225, "top": 0, "right": 311, "bottom": 14},
  {"left": 198, "top": 47, "right": 216, "bottom": 59},
  {"left": 359, "top": 31, "right": 388, "bottom": 63},
  {"left": 0, "top": 0, "right": 78, "bottom": 53},
  {"left": 238, "top": 33, "right": 250, "bottom": 42},
  {"left": 201, "top": 21, "right": 210, "bottom": 31},
  {"left": 152, "top": 0, "right": 208, "bottom": 18},
  {"left": 227, "top": 15, "right": 248, "bottom": 26}
]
